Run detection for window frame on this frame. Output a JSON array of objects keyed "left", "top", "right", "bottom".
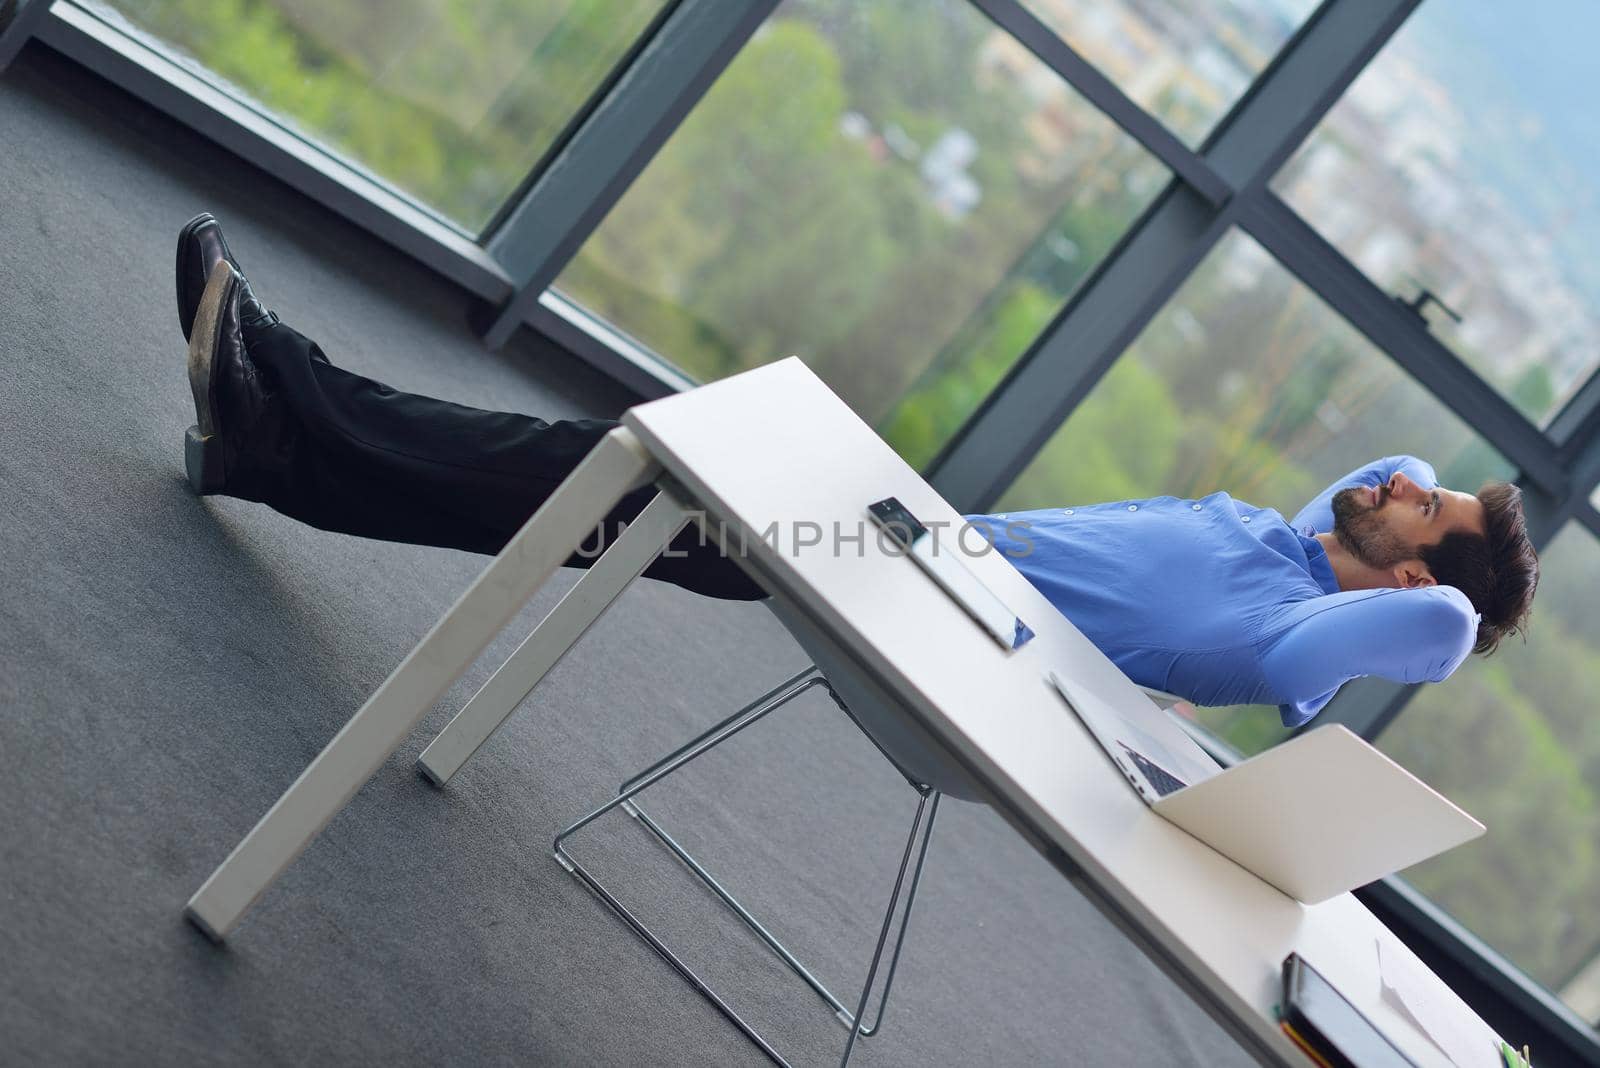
[{"left": 7, "top": 0, "right": 1600, "bottom": 1051}]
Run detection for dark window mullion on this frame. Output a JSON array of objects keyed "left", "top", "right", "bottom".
[
  {"left": 1238, "top": 193, "right": 1567, "bottom": 496},
  {"left": 966, "top": 0, "right": 1230, "bottom": 204},
  {"left": 1, "top": 0, "right": 54, "bottom": 70},
  {"left": 474, "top": 0, "right": 687, "bottom": 244},
  {"left": 478, "top": 0, "right": 776, "bottom": 349},
  {"left": 1575, "top": 502, "right": 1600, "bottom": 543},
  {"left": 1200, "top": 0, "right": 1421, "bottom": 187},
  {"left": 929, "top": 0, "right": 1428, "bottom": 512},
  {"left": 1550, "top": 367, "right": 1600, "bottom": 459}
]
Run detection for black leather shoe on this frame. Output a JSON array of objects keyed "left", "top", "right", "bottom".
[
  {"left": 184, "top": 264, "right": 278, "bottom": 495},
  {"left": 175, "top": 212, "right": 278, "bottom": 342}
]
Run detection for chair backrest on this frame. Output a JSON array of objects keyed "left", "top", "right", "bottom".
[
  {"left": 1139, "top": 686, "right": 1186, "bottom": 711},
  {"left": 765, "top": 598, "right": 989, "bottom": 802},
  {"left": 765, "top": 599, "right": 1198, "bottom": 803}
]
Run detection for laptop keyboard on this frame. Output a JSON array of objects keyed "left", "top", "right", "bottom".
[{"left": 1123, "top": 746, "right": 1187, "bottom": 797}]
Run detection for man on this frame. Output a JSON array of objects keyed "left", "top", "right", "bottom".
[
  {"left": 177, "top": 215, "right": 1538, "bottom": 728},
  {"left": 969, "top": 458, "right": 1534, "bottom": 726}
]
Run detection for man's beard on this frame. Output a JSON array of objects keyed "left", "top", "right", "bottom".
[{"left": 1330, "top": 486, "right": 1415, "bottom": 569}]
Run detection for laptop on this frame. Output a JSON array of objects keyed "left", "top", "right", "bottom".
[{"left": 1045, "top": 670, "right": 1485, "bottom": 904}]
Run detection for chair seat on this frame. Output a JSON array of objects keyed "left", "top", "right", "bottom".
[{"left": 765, "top": 598, "right": 989, "bottom": 802}]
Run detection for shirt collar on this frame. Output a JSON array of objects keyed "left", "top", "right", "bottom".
[{"left": 1298, "top": 524, "right": 1342, "bottom": 596}]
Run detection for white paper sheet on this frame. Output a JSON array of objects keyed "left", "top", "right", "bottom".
[{"left": 1376, "top": 938, "right": 1502, "bottom": 1068}]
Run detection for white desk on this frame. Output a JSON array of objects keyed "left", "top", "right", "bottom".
[{"left": 187, "top": 358, "right": 1504, "bottom": 1067}]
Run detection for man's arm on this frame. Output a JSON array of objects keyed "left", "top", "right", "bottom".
[
  {"left": 1291, "top": 455, "right": 1439, "bottom": 534},
  {"left": 1259, "top": 585, "right": 1477, "bottom": 728}
]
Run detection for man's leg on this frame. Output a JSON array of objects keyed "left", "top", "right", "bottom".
[{"left": 221, "top": 319, "right": 766, "bottom": 601}]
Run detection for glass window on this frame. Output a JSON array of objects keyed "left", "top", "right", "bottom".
[
  {"left": 554, "top": 0, "right": 1169, "bottom": 467},
  {"left": 1017, "top": 0, "right": 1320, "bottom": 145},
  {"left": 997, "top": 230, "right": 1513, "bottom": 755},
  {"left": 1379, "top": 524, "right": 1600, "bottom": 1017},
  {"left": 1274, "top": 0, "right": 1600, "bottom": 426},
  {"left": 81, "top": 0, "right": 668, "bottom": 231}
]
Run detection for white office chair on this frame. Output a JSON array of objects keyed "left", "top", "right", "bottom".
[{"left": 553, "top": 595, "right": 1191, "bottom": 1068}]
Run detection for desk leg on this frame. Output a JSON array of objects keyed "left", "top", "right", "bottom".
[
  {"left": 184, "top": 428, "right": 659, "bottom": 942},
  {"left": 415, "top": 489, "right": 690, "bottom": 787}
]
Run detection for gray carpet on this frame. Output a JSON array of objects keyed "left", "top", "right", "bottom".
[{"left": 0, "top": 42, "right": 1253, "bottom": 1066}]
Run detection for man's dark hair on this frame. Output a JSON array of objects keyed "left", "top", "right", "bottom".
[{"left": 1417, "top": 481, "right": 1539, "bottom": 656}]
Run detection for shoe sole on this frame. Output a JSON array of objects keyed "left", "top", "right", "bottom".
[
  {"left": 175, "top": 211, "right": 233, "bottom": 342},
  {"left": 184, "top": 265, "right": 238, "bottom": 495},
  {"left": 175, "top": 212, "right": 213, "bottom": 342}
]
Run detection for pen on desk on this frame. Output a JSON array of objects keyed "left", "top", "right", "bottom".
[{"left": 1499, "top": 1040, "right": 1532, "bottom": 1067}]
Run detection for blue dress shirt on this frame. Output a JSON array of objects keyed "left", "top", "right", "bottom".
[{"left": 970, "top": 456, "right": 1477, "bottom": 727}]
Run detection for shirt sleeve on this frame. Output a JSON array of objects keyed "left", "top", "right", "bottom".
[
  {"left": 1259, "top": 584, "right": 1477, "bottom": 728},
  {"left": 1291, "top": 455, "right": 1439, "bottom": 534}
]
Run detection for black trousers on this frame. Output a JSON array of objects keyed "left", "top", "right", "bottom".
[{"left": 226, "top": 321, "right": 767, "bottom": 601}]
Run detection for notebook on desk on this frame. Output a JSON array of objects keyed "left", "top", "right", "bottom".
[
  {"left": 1280, "top": 952, "right": 1420, "bottom": 1068},
  {"left": 1046, "top": 670, "right": 1485, "bottom": 904}
]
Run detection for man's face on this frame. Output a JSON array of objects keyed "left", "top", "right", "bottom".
[{"left": 1330, "top": 472, "right": 1487, "bottom": 574}]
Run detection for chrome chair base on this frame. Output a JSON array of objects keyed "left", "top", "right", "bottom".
[{"left": 553, "top": 666, "right": 941, "bottom": 1068}]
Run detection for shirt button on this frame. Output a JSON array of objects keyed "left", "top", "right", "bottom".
[
  {"left": 1062, "top": 509, "right": 1074, "bottom": 516},
  {"left": 1191, "top": 504, "right": 1202, "bottom": 512},
  {"left": 1127, "top": 504, "right": 1138, "bottom": 512},
  {"left": 1241, "top": 515, "right": 1252, "bottom": 523}
]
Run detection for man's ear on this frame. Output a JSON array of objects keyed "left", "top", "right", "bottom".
[{"left": 1394, "top": 560, "right": 1436, "bottom": 589}]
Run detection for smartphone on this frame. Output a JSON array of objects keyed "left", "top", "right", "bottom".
[{"left": 866, "top": 497, "right": 1034, "bottom": 652}]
